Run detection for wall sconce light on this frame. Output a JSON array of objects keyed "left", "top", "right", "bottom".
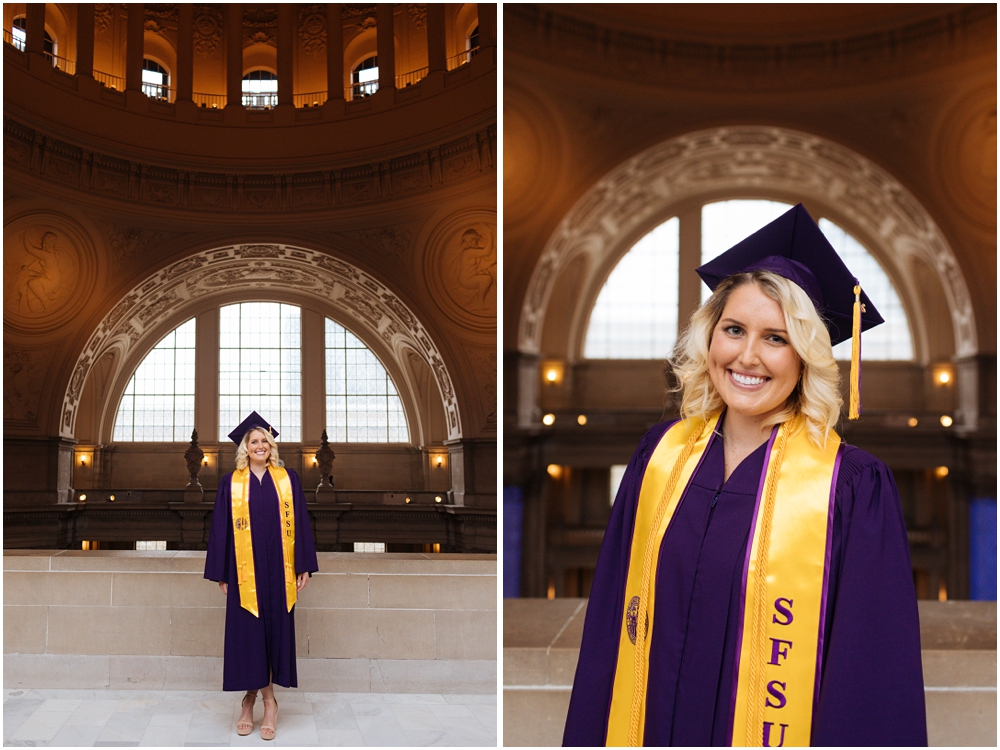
[
  {"left": 545, "top": 368, "right": 558, "bottom": 382},
  {"left": 907, "top": 417, "right": 919, "bottom": 427},
  {"left": 80, "top": 455, "right": 87, "bottom": 466},
  {"left": 436, "top": 455, "right": 443, "bottom": 468},
  {"left": 542, "top": 413, "right": 555, "bottom": 426},
  {"left": 541, "top": 361, "right": 565, "bottom": 386},
  {"left": 937, "top": 371, "right": 951, "bottom": 384},
  {"left": 405, "top": 497, "right": 412, "bottom": 504},
  {"left": 82, "top": 541, "right": 90, "bottom": 550},
  {"left": 78, "top": 493, "right": 87, "bottom": 502},
  {"left": 547, "top": 464, "right": 563, "bottom": 479},
  {"left": 109, "top": 494, "right": 116, "bottom": 502},
  {"left": 577, "top": 414, "right": 588, "bottom": 426},
  {"left": 434, "top": 495, "right": 442, "bottom": 503},
  {"left": 934, "top": 466, "right": 949, "bottom": 479},
  {"left": 932, "top": 363, "right": 955, "bottom": 386},
  {"left": 940, "top": 415, "right": 953, "bottom": 427},
  {"left": 312, "top": 456, "right": 318, "bottom": 466},
  {"left": 203, "top": 456, "right": 209, "bottom": 466}
]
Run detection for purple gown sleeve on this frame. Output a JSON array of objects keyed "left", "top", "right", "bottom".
[
  {"left": 812, "top": 447, "right": 927, "bottom": 746},
  {"left": 204, "top": 473, "right": 233, "bottom": 583},
  {"left": 563, "top": 422, "right": 674, "bottom": 747},
  {"left": 289, "top": 468, "right": 319, "bottom": 575}
]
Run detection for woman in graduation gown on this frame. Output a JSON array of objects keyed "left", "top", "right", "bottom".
[
  {"left": 563, "top": 204, "right": 926, "bottom": 747},
  {"left": 205, "top": 411, "right": 319, "bottom": 741}
]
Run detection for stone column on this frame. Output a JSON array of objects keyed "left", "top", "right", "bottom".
[
  {"left": 226, "top": 3, "right": 243, "bottom": 107},
  {"left": 76, "top": 4, "right": 95, "bottom": 77},
  {"left": 24, "top": 3, "right": 46, "bottom": 56},
  {"left": 277, "top": 3, "right": 294, "bottom": 106},
  {"left": 176, "top": 3, "right": 194, "bottom": 101},
  {"left": 376, "top": 3, "right": 395, "bottom": 93},
  {"left": 125, "top": 3, "right": 144, "bottom": 91},
  {"left": 477, "top": 2, "right": 496, "bottom": 48},
  {"left": 426, "top": 3, "right": 445, "bottom": 73},
  {"left": 326, "top": 3, "right": 344, "bottom": 101},
  {"left": 677, "top": 205, "right": 703, "bottom": 326}
]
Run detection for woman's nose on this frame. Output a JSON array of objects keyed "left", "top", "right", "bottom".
[{"left": 737, "top": 337, "right": 762, "bottom": 364}]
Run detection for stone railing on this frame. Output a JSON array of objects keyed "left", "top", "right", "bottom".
[
  {"left": 503, "top": 598, "right": 997, "bottom": 746},
  {"left": 4, "top": 550, "right": 497, "bottom": 694}
]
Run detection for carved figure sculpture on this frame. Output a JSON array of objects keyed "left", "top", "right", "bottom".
[{"left": 13, "top": 231, "right": 63, "bottom": 315}]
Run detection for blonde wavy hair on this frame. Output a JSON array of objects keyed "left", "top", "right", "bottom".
[
  {"left": 669, "top": 271, "right": 843, "bottom": 448},
  {"left": 234, "top": 427, "right": 284, "bottom": 471}
]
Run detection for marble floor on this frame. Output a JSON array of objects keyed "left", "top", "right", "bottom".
[{"left": 2, "top": 688, "right": 497, "bottom": 747}]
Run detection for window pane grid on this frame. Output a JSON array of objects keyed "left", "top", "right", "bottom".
[
  {"left": 585, "top": 217, "right": 680, "bottom": 359},
  {"left": 325, "top": 319, "right": 409, "bottom": 443},
  {"left": 219, "top": 303, "right": 302, "bottom": 442},
  {"left": 113, "top": 318, "right": 196, "bottom": 442}
]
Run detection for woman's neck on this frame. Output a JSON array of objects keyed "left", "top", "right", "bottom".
[
  {"left": 720, "top": 409, "right": 773, "bottom": 481},
  {"left": 248, "top": 459, "right": 268, "bottom": 479}
]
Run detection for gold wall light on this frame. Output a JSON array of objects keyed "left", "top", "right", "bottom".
[
  {"left": 940, "top": 415, "right": 953, "bottom": 427},
  {"left": 542, "top": 413, "right": 555, "bottom": 426},
  {"left": 934, "top": 466, "right": 949, "bottom": 479}
]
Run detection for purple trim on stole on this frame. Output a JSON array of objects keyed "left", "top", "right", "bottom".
[
  {"left": 726, "top": 425, "right": 779, "bottom": 747},
  {"left": 812, "top": 443, "right": 844, "bottom": 716}
]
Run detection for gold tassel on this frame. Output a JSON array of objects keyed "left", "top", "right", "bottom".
[{"left": 849, "top": 284, "right": 862, "bottom": 420}]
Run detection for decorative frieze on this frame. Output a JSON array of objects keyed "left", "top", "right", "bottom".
[{"left": 4, "top": 118, "right": 496, "bottom": 214}]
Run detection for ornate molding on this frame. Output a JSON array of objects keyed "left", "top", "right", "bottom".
[
  {"left": 4, "top": 345, "right": 57, "bottom": 427},
  {"left": 60, "top": 245, "right": 463, "bottom": 442},
  {"left": 4, "top": 118, "right": 497, "bottom": 214},
  {"left": 193, "top": 6, "right": 223, "bottom": 57},
  {"left": 298, "top": 5, "right": 327, "bottom": 57},
  {"left": 408, "top": 4, "right": 427, "bottom": 30},
  {"left": 506, "top": 4, "right": 996, "bottom": 92},
  {"left": 423, "top": 209, "right": 497, "bottom": 333},
  {"left": 518, "top": 126, "right": 978, "bottom": 359}
]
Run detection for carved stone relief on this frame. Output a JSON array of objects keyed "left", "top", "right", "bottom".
[
  {"left": 423, "top": 211, "right": 497, "bottom": 332},
  {"left": 244, "top": 31, "right": 276, "bottom": 48},
  {"left": 4, "top": 346, "right": 56, "bottom": 425},
  {"left": 144, "top": 19, "right": 168, "bottom": 38},
  {"left": 465, "top": 346, "right": 497, "bottom": 433},
  {"left": 60, "top": 245, "right": 462, "bottom": 442},
  {"left": 298, "top": 5, "right": 327, "bottom": 56},
  {"left": 517, "top": 126, "right": 978, "bottom": 359},
  {"left": 4, "top": 214, "right": 97, "bottom": 334},
  {"left": 94, "top": 4, "right": 113, "bottom": 33},
  {"left": 103, "top": 223, "right": 162, "bottom": 265},
  {"left": 341, "top": 224, "right": 415, "bottom": 263},
  {"left": 408, "top": 5, "right": 427, "bottom": 30},
  {"left": 194, "top": 7, "right": 223, "bottom": 57}
]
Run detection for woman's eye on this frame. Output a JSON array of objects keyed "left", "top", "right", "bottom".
[
  {"left": 725, "top": 325, "right": 742, "bottom": 335},
  {"left": 768, "top": 335, "right": 788, "bottom": 344}
]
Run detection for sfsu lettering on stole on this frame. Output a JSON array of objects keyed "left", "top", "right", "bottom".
[
  {"left": 284, "top": 500, "right": 293, "bottom": 538},
  {"left": 763, "top": 597, "right": 794, "bottom": 748}
]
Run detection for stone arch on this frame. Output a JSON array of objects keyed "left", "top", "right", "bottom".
[
  {"left": 62, "top": 243, "right": 462, "bottom": 443},
  {"left": 518, "top": 126, "right": 978, "bottom": 365}
]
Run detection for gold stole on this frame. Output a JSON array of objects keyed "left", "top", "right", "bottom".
[
  {"left": 605, "top": 415, "right": 841, "bottom": 747},
  {"left": 230, "top": 466, "right": 298, "bottom": 617}
]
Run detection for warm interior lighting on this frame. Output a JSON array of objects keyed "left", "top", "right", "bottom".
[
  {"left": 547, "top": 577, "right": 556, "bottom": 600},
  {"left": 434, "top": 495, "right": 442, "bottom": 503},
  {"left": 82, "top": 541, "right": 89, "bottom": 550},
  {"left": 312, "top": 456, "right": 318, "bottom": 466},
  {"left": 109, "top": 494, "right": 116, "bottom": 501},
  {"left": 542, "top": 413, "right": 555, "bottom": 426},
  {"left": 547, "top": 464, "right": 563, "bottom": 479},
  {"left": 78, "top": 494, "right": 87, "bottom": 502},
  {"left": 577, "top": 414, "right": 588, "bottom": 426},
  {"left": 907, "top": 417, "right": 919, "bottom": 427},
  {"left": 934, "top": 466, "right": 949, "bottom": 479},
  {"left": 938, "top": 579, "right": 948, "bottom": 602},
  {"left": 436, "top": 456, "right": 443, "bottom": 467},
  {"left": 546, "top": 368, "right": 558, "bottom": 382},
  {"left": 203, "top": 457, "right": 209, "bottom": 465},
  {"left": 405, "top": 497, "right": 411, "bottom": 504},
  {"left": 937, "top": 371, "right": 951, "bottom": 384},
  {"left": 940, "top": 415, "right": 953, "bottom": 427},
  {"left": 80, "top": 455, "right": 86, "bottom": 466},
  {"left": 432, "top": 543, "right": 440, "bottom": 553}
]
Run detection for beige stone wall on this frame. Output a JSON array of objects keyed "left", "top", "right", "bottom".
[
  {"left": 503, "top": 598, "right": 997, "bottom": 747},
  {"left": 4, "top": 550, "right": 497, "bottom": 694}
]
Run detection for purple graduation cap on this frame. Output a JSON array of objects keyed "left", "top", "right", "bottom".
[
  {"left": 227, "top": 411, "right": 278, "bottom": 446},
  {"left": 696, "top": 203, "right": 883, "bottom": 418}
]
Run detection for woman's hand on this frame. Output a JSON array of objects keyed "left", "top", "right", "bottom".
[
  {"left": 296, "top": 572, "right": 309, "bottom": 592},
  {"left": 219, "top": 581, "right": 228, "bottom": 595}
]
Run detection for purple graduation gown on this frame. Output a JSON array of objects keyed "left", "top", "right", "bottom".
[
  {"left": 564, "top": 420, "right": 927, "bottom": 747},
  {"left": 204, "top": 467, "right": 319, "bottom": 691}
]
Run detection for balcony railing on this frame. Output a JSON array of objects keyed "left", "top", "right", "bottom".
[
  {"left": 93, "top": 68, "right": 125, "bottom": 91},
  {"left": 447, "top": 46, "right": 479, "bottom": 70},
  {"left": 293, "top": 90, "right": 328, "bottom": 108},
  {"left": 348, "top": 80, "right": 379, "bottom": 100},
  {"left": 142, "top": 82, "right": 172, "bottom": 102},
  {"left": 49, "top": 52, "right": 75, "bottom": 75},
  {"left": 243, "top": 92, "right": 278, "bottom": 110},
  {"left": 3, "top": 29, "right": 14, "bottom": 47},
  {"left": 193, "top": 91, "right": 226, "bottom": 109},
  {"left": 396, "top": 66, "right": 428, "bottom": 88}
]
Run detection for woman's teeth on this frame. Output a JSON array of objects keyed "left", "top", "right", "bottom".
[{"left": 731, "top": 371, "right": 767, "bottom": 386}]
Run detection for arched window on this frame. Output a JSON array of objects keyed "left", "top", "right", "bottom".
[
  {"left": 584, "top": 217, "right": 680, "bottom": 359},
  {"left": 583, "top": 201, "right": 914, "bottom": 361},
  {"left": 325, "top": 319, "right": 409, "bottom": 442},
  {"left": 12, "top": 16, "right": 55, "bottom": 58},
  {"left": 468, "top": 25, "right": 480, "bottom": 60},
  {"left": 112, "top": 319, "right": 196, "bottom": 441},
  {"left": 219, "top": 302, "right": 301, "bottom": 442},
  {"left": 242, "top": 70, "right": 277, "bottom": 109},
  {"left": 351, "top": 56, "right": 378, "bottom": 99},
  {"left": 142, "top": 59, "right": 170, "bottom": 101}
]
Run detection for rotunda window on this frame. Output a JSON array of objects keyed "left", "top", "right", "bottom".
[
  {"left": 242, "top": 70, "right": 278, "bottom": 110},
  {"left": 11, "top": 16, "right": 55, "bottom": 58},
  {"left": 142, "top": 59, "right": 170, "bottom": 101},
  {"left": 351, "top": 56, "right": 379, "bottom": 100}
]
